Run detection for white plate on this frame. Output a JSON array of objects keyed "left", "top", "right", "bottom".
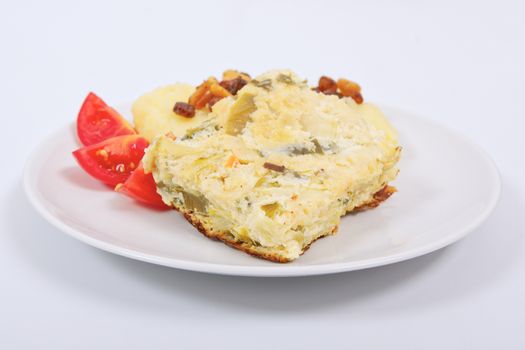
[{"left": 24, "top": 106, "right": 500, "bottom": 277}]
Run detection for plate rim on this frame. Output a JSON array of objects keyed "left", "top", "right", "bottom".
[{"left": 23, "top": 106, "right": 502, "bottom": 277}]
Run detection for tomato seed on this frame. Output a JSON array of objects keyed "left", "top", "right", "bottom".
[
  {"left": 115, "top": 164, "right": 125, "bottom": 173},
  {"left": 96, "top": 149, "right": 109, "bottom": 161}
]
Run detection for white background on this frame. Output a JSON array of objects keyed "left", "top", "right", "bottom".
[{"left": 1, "top": 0, "right": 524, "bottom": 348}]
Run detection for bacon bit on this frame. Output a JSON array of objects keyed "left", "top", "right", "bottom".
[
  {"left": 291, "top": 194, "right": 298, "bottom": 200},
  {"left": 225, "top": 154, "right": 239, "bottom": 168},
  {"left": 194, "top": 91, "right": 214, "bottom": 109},
  {"left": 222, "top": 70, "right": 251, "bottom": 82},
  {"left": 208, "top": 96, "right": 222, "bottom": 108},
  {"left": 337, "top": 78, "right": 361, "bottom": 93},
  {"left": 187, "top": 73, "right": 252, "bottom": 111},
  {"left": 348, "top": 91, "right": 363, "bottom": 104},
  {"left": 186, "top": 72, "right": 252, "bottom": 111},
  {"left": 188, "top": 82, "right": 209, "bottom": 106},
  {"left": 222, "top": 70, "right": 240, "bottom": 80},
  {"left": 337, "top": 78, "right": 363, "bottom": 104},
  {"left": 263, "top": 162, "right": 285, "bottom": 172},
  {"left": 313, "top": 76, "right": 364, "bottom": 104},
  {"left": 188, "top": 77, "right": 217, "bottom": 106},
  {"left": 210, "top": 83, "right": 232, "bottom": 98},
  {"left": 173, "top": 102, "right": 195, "bottom": 117},
  {"left": 220, "top": 77, "right": 248, "bottom": 95},
  {"left": 318, "top": 76, "right": 338, "bottom": 95}
]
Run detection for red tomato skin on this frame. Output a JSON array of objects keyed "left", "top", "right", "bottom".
[
  {"left": 73, "top": 135, "right": 149, "bottom": 187},
  {"left": 77, "top": 92, "right": 136, "bottom": 146},
  {"left": 115, "top": 164, "right": 169, "bottom": 210}
]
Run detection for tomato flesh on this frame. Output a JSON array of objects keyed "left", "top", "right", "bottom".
[
  {"left": 74, "top": 92, "right": 167, "bottom": 210},
  {"left": 73, "top": 135, "right": 149, "bottom": 186},
  {"left": 115, "top": 164, "right": 168, "bottom": 209},
  {"left": 77, "top": 92, "right": 136, "bottom": 146}
]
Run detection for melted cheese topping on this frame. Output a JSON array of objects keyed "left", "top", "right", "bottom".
[{"left": 142, "top": 70, "right": 401, "bottom": 260}]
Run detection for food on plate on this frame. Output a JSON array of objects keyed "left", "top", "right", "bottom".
[
  {"left": 77, "top": 92, "right": 136, "bottom": 146},
  {"left": 73, "top": 93, "right": 168, "bottom": 208},
  {"left": 132, "top": 84, "right": 210, "bottom": 142},
  {"left": 73, "top": 135, "right": 149, "bottom": 187},
  {"left": 115, "top": 163, "right": 167, "bottom": 209},
  {"left": 72, "top": 69, "right": 401, "bottom": 261},
  {"left": 139, "top": 69, "right": 401, "bottom": 262},
  {"left": 132, "top": 70, "right": 252, "bottom": 141}
]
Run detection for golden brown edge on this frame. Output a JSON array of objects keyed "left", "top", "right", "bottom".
[
  {"left": 172, "top": 185, "right": 396, "bottom": 263},
  {"left": 353, "top": 185, "right": 397, "bottom": 212}
]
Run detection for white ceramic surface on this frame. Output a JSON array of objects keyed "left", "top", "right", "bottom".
[{"left": 23, "top": 106, "right": 501, "bottom": 277}]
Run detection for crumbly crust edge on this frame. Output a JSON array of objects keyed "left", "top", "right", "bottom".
[{"left": 171, "top": 185, "right": 396, "bottom": 263}]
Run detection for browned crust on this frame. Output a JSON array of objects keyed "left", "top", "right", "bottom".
[
  {"left": 353, "top": 185, "right": 397, "bottom": 212},
  {"left": 172, "top": 185, "right": 396, "bottom": 263},
  {"left": 182, "top": 211, "right": 295, "bottom": 263}
]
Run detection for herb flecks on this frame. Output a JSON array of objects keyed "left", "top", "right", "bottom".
[
  {"left": 276, "top": 74, "right": 294, "bottom": 85},
  {"left": 251, "top": 79, "right": 272, "bottom": 91},
  {"left": 312, "top": 138, "right": 324, "bottom": 154}
]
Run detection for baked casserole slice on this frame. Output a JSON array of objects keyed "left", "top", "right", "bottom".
[{"left": 141, "top": 70, "right": 401, "bottom": 262}]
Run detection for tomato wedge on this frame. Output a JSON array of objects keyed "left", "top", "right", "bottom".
[
  {"left": 77, "top": 92, "right": 136, "bottom": 146},
  {"left": 115, "top": 164, "right": 168, "bottom": 209},
  {"left": 73, "top": 135, "right": 149, "bottom": 186}
]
